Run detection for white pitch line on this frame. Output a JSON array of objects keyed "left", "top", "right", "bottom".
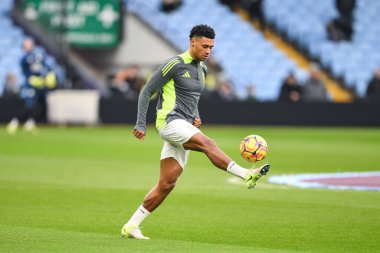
[{"left": 268, "top": 171, "right": 380, "bottom": 192}]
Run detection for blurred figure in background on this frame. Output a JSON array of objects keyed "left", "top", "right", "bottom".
[
  {"left": 218, "top": 0, "right": 236, "bottom": 11},
  {"left": 202, "top": 56, "right": 226, "bottom": 98},
  {"left": 216, "top": 80, "right": 237, "bottom": 101},
  {"left": 336, "top": 0, "right": 356, "bottom": 23},
  {"left": 242, "top": 0, "right": 266, "bottom": 31},
  {"left": 2, "top": 73, "right": 19, "bottom": 98},
  {"left": 245, "top": 84, "right": 258, "bottom": 102},
  {"left": 160, "top": 0, "right": 182, "bottom": 13},
  {"left": 279, "top": 72, "right": 302, "bottom": 102},
  {"left": 6, "top": 38, "right": 56, "bottom": 134},
  {"left": 327, "top": 0, "right": 356, "bottom": 41},
  {"left": 302, "top": 64, "right": 329, "bottom": 102},
  {"left": 326, "top": 20, "right": 347, "bottom": 42},
  {"left": 108, "top": 65, "right": 145, "bottom": 100},
  {"left": 365, "top": 67, "right": 380, "bottom": 102}
]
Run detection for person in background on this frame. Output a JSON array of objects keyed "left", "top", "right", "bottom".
[
  {"left": 365, "top": 67, "right": 380, "bottom": 102},
  {"left": 216, "top": 80, "right": 237, "bottom": 101},
  {"left": 245, "top": 84, "right": 258, "bottom": 102},
  {"left": 302, "top": 64, "right": 329, "bottom": 102},
  {"left": 109, "top": 65, "right": 144, "bottom": 100},
  {"left": 336, "top": 0, "right": 356, "bottom": 23},
  {"left": 160, "top": 0, "right": 182, "bottom": 13},
  {"left": 2, "top": 73, "right": 19, "bottom": 98},
  {"left": 6, "top": 38, "right": 56, "bottom": 134},
  {"left": 202, "top": 56, "right": 226, "bottom": 99},
  {"left": 218, "top": 0, "right": 236, "bottom": 11},
  {"left": 279, "top": 72, "right": 302, "bottom": 102},
  {"left": 327, "top": 0, "right": 356, "bottom": 41},
  {"left": 243, "top": 0, "right": 266, "bottom": 31},
  {"left": 326, "top": 20, "right": 346, "bottom": 42}
]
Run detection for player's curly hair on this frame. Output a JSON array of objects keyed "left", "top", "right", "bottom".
[{"left": 189, "top": 24, "right": 215, "bottom": 39}]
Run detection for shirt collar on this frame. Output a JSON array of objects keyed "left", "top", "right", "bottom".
[{"left": 179, "top": 50, "right": 195, "bottom": 64}]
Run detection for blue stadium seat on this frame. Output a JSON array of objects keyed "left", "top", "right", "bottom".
[
  {"left": 128, "top": 0, "right": 305, "bottom": 101},
  {"left": 265, "top": 0, "right": 380, "bottom": 98}
]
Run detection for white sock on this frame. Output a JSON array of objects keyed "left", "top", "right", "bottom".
[
  {"left": 227, "top": 161, "right": 248, "bottom": 179},
  {"left": 125, "top": 205, "right": 151, "bottom": 227},
  {"left": 24, "top": 118, "right": 36, "bottom": 131},
  {"left": 9, "top": 118, "right": 19, "bottom": 126}
]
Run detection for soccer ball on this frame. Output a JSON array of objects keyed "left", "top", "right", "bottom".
[{"left": 240, "top": 135, "right": 268, "bottom": 163}]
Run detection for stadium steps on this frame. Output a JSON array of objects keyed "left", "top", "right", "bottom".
[{"left": 235, "top": 7, "right": 353, "bottom": 102}]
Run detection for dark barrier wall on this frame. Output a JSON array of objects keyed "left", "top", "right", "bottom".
[
  {"left": 100, "top": 98, "right": 380, "bottom": 126},
  {"left": 0, "top": 98, "right": 29, "bottom": 122},
  {"left": 1, "top": 97, "right": 379, "bottom": 126},
  {"left": 197, "top": 100, "right": 380, "bottom": 126}
]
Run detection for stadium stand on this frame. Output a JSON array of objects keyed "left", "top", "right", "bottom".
[
  {"left": 264, "top": 0, "right": 380, "bottom": 97},
  {"left": 0, "top": 0, "right": 64, "bottom": 96},
  {"left": 127, "top": 0, "right": 308, "bottom": 101}
]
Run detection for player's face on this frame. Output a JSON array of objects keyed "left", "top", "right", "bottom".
[
  {"left": 23, "top": 39, "right": 34, "bottom": 52},
  {"left": 190, "top": 37, "right": 214, "bottom": 61}
]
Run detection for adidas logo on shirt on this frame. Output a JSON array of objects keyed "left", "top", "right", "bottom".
[{"left": 182, "top": 71, "right": 190, "bottom": 78}]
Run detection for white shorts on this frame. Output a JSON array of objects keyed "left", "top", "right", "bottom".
[{"left": 158, "top": 119, "right": 201, "bottom": 169}]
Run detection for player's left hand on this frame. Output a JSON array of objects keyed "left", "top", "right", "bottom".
[{"left": 193, "top": 117, "right": 202, "bottom": 128}]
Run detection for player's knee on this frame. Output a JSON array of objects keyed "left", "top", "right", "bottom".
[{"left": 159, "top": 181, "right": 176, "bottom": 193}]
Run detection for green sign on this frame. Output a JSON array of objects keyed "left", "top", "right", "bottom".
[{"left": 21, "top": 0, "right": 122, "bottom": 48}]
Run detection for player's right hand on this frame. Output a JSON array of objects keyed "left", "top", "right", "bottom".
[
  {"left": 133, "top": 129, "right": 145, "bottom": 140},
  {"left": 193, "top": 117, "right": 202, "bottom": 128}
]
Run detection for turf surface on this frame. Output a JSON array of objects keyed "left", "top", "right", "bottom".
[{"left": 0, "top": 126, "right": 379, "bottom": 253}]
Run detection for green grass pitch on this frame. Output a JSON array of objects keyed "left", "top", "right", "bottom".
[{"left": 0, "top": 125, "right": 379, "bottom": 253}]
